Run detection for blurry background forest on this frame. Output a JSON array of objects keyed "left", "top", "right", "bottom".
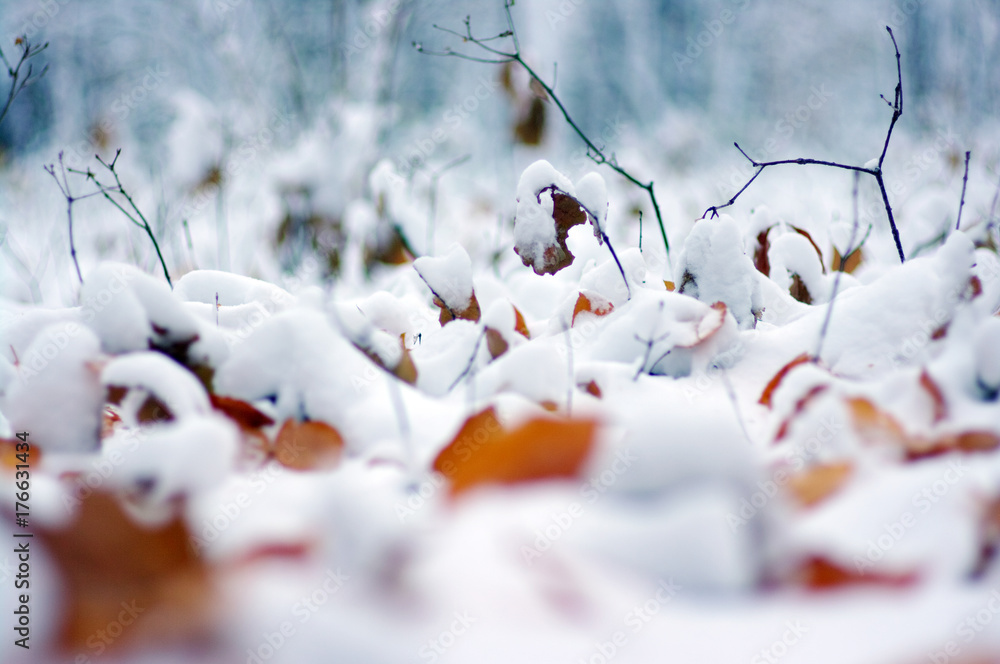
[{"left": 1, "top": 0, "right": 998, "bottom": 303}]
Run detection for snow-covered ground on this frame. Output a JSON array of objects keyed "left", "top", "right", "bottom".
[{"left": 2, "top": 1, "right": 1000, "bottom": 663}]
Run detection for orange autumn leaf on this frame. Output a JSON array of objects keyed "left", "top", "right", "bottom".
[
  {"left": 513, "top": 304, "right": 531, "bottom": 339},
  {"left": 433, "top": 407, "right": 505, "bottom": 477},
  {"left": 1, "top": 438, "right": 41, "bottom": 471},
  {"left": 433, "top": 408, "right": 598, "bottom": 498},
  {"left": 572, "top": 292, "right": 614, "bottom": 326},
  {"left": 210, "top": 394, "right": 275, "bottom": 429},
  {"left": 663, "top": 280, "right": 676, "bottom": 292},
  {"left": 906, "top": 431, "right": 1000, "bottom": 461},
  {"left": 846, "top": 397, "right": 909, "bottom": 445},
  {"left": 582, "top": 380, "right": 602, "bottom": 398},
  {"left": 787, "top": 462, "right": 853, "bottom": 507},
  {"left": 773, "top": 384, "right": 829, "bottom": 443},
  {"left": 273, "top": 419, "right": 344, "bottom": 471},
  {"left": 794, "top": 555, "right": 918, "bottom": 590},
  {"left": 37, "top": 492, "right": 214, "bottom": 654},
  {"left": 759, "top": 353, "right": 813, "bottom": 408},
  {"left": 919, "top": 370, "right": 948, "bottom": 424},
  {"left": 433, "top": 292, "right": 482, "bottom": 326},
  {"left": 676, "top": 301, "right": 728, "bottom": 348}
]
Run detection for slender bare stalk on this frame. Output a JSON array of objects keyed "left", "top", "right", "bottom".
[
  {"left": 416, "top": 1, "right": 672, "bottom": 263},
  {"left": 703, "top": 27, "right": 907, "bottom": 264}
]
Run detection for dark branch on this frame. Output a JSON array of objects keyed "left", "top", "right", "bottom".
[
  {"left": 0, "top": 37, "right": 49, "bottom": 129},
  {"left": 956, "top": 150, "right": 971, "bottom": 231},
  {"left": 416, "top": 2, "right": 672, "bottom": 263},
  {"left": 701, "top": 26, "right": 907, "bottom": 264}
]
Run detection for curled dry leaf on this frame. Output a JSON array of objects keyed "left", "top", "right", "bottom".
[
  {"left": 515, "top": 185, "right": 590, "bottom": 276},
  {"left": 357, "top": 337, "right": 419, "bottom": 385},
  {"left": 793, "top": 555, "right": 918, "bottom": 590},
  {"left": 786, "top": 462, "right": 853, "bottom": 507},
  {"left": 581, "top": 380, "right": 602, "bottom": 398},
  {"left": 37, "top": 491, "right": 214, "bottom": 654},
  {"left": 434, "top": 293, "right": 481, "bottom": 325},
  {"left": 676, "top": 301, "right": 728, "bottom": 349},
  {"left": 759, "top": 353, "right": 813, "bottom": 408},
  {"left": 485, "top": 327, "right": 509, "bottom": 360},
  {"left": 432, "top": 407, "right": 598, "bottom": 498},
  {"left": 273, "top": 418, "right": 344, "bottom": 471},
  {"left": 773, "top": 384, "right": 829, "bottom": 443},
  {"left": 572, "top": 291, "right": 614, "bottom": 326},
  {"left": 210, "top": 394, "right": 275, "bottom": 429},
  {"left": 919, "top": 370, "right": 948, "bottom": 424},
  {"left": 831, "top": 245, "right": 863, "bottom": 273},
  {"left": 847, "top": 396, "right": 1000, "bottom": 460}
]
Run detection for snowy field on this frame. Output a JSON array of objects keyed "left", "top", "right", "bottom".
[{"left": 1, "top": 1, "right": 1000, "bottom": 663}]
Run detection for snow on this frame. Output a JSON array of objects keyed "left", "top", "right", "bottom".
[
  {"left": 1, "top": 13, "right": 999, "bottom": 660},
  {"left": 413, "top": 243, "right": 476, "bottom": 311},
  {"left": 675, "top": 215, "right": 763, "bottom": 330},
  {"left": 3, "top": 323, "right": 103, "bottom": 452},
  {"left": 575, "top": 171, "right": 609, "bottom": 239},
  {"left": 101, "top": 351, "right": 211, "bottom": 422}
]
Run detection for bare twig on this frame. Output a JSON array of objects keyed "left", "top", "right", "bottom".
[
  {"left": 703, "top": 26, "right": 907, "bottom": 264},
  {"left": 816, "top": 172, "right": 861, "bottom": 362},
  {"left": 956, "top": 150, "right": 971, "bottom": 231},
  {"left": 0, "top": 36, "right": 49, "bottom": 129},
  {"left": 449, "top": 327, "right": 486, "bottom": 392},
  {"left": 415, "top": 1, "right": 672, "bottom": 263},
  {"left": 70, "top": 149, "right": 173, "bottom": 287}
]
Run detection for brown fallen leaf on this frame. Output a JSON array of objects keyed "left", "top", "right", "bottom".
[
  {"left": 485, "top": 327, "right": 509, "bottom": 360},
  {"left": 753, "top": 228, "right": 771, "bottom": 277},
  {"left": 273, "top": 419, "right": 344, "bottom": 471},
  {"left": 433, "top": 293, "right": 482, "bottom": 325},
  {"left": 210, "top": 394, "right": 274, "bottom": 429},
  {"left": 793, "top": 555, "right": 918, "bottom": 590},
  {"left": 773, "top": 384, "right": 829, "bottom": 443},
  {"left": 1, "top": 438, "right": 41, "bottom": 471},
  {"left": 846, "top": 397, "right": 909, "bottom": 446},
  {"left": 572, "top": 291, "right": 614, "bottom": 326},
  {"left": 513, "top": 304, "right": 531, "bottom": 339},
  {"left": 759, "top": 353, "right": 813, "bottom": 408},
  {"left": 37, "top": 492, "right": 214, "bottom": 654},
  {"left": 831, "top": 245, "right": 863, "bottom": 273},
  {"left": 581, "top": 380, "right": 602, "bottom": 399},
  {"left": 787, "top": 462, "right": 853, "bottom": 507},
  {"left": 919, "top": 369, "right": 948, "bottom": 424},
  {"left": 432, "top": 408, "right": 598, "bottom": 498},
  {"left": 515, "top": 185, "right": 591, "bottom": 276},
  {"left": 789, "top": 273, "right": 812, "bottom": 304}
]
